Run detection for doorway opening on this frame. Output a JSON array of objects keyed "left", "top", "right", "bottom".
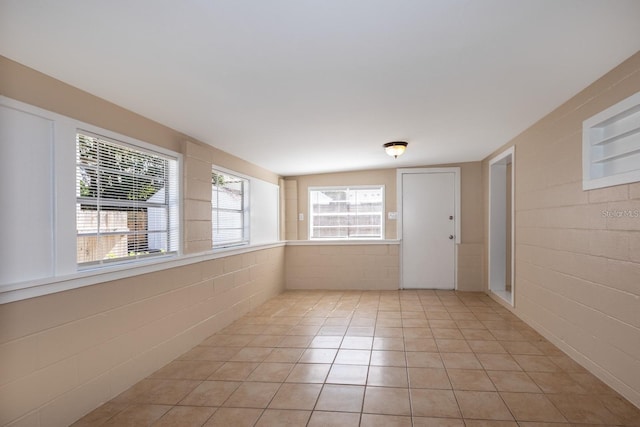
[{"left": 489, "top": 147, "right": 514, "bottom": 306}]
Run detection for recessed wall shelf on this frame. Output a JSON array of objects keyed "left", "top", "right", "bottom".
[{"left": 583, "top": 91, "right": 640, "bottom": 190}]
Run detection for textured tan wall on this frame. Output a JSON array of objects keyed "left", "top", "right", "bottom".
[
  {"left": 184, "top": 141, "right": 215, "bottom": 253},
  {"left": 0, "top": 247, "right": 285, "bottom": 426},
  {"left": 0, "top": 56, "right": 285, "bottom": 426},
  {"left": 284, "top": 179, "right": 299, "bottom": 240},
  {"left": 482, "top": 52, "right": 640, "bottom": 407},
  {"left": 286, "top": 244, "right": 400, "bottom": 290},
  {"left": 279, "top": 178, "right": 286, "bottom": 241},
  {"left": 0, "top": 56, "right": 279, "bottom": 185},
  {"left": 457, "top": 162, "right": 484, "bottom": 244}
]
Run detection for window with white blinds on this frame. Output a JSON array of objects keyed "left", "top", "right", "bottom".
[
  {"left": 309, "top": 186, "right": 384, "bottom": 239},
  {"left": 212, "top": 169, "right": 249, "bottom": 248},
  {"left": 76, "top": 132, "right": 179, "bottom": 265}
]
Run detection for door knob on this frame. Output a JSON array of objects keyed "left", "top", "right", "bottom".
[
  {"left": 449, "top": 235, "right": 454, "bottom": 240},
  {"left": 449, "top": 216, "right": 453, "bottom": 220}
]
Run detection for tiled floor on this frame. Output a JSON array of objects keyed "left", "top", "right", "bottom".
[{"left": 72, "top": 290, "right": 640, "bottom": 426}]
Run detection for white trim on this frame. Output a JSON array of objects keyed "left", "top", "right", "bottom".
[
  {"left": 488, "top": 146, "right": 515, "bottom": 307},
  {"left": 397, "top": 167, "right": 461, "bottom": 290},
  {"left": 0, "top": 240, "right": 405, "bottom": 303},
  {"left": 75, "top": 131, "right": 181, "bottom": 265},
  {"left": 0, "top": 242, "right": 284, "bottom": 304},
  {"left": 308, "top": 185, "right": 386, "bottom": 240},
  {"left": 286, "top": 239, "right": 400, "bottom": 246}
]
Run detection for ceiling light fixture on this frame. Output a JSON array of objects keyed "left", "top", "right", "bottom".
[{"left": 384, "top": 141, "right": 408, "bottom": 158}]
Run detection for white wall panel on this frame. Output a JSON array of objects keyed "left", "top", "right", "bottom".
[{"left": 0, "top": 104, "right": 54, "bottom": 284}]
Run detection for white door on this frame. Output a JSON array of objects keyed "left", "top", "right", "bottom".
[{"left": 401, "top": 171, "right": 457, "bottom": 289}]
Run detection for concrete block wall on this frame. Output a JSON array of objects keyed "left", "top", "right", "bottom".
[
  {"left": 285, "top": 244, "right": 400, "bottom": 290},
  {"left": 483, "top": 52, "right": 640, "bottom": 407},
  {"left": 0, "top": 247, "right": 285, "bottom": 426}
]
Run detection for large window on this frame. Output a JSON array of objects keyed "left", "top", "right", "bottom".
[
  {"left": 212, "top": 169, "right": 249, "bottom": 248},
  {"left": 76, "top": 132, "right": 179, "bottom": 265},
  {"left": 309, "top": 186, "right": 384, "bottom": 239}
]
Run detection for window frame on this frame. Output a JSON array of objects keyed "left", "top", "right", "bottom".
[
  {"left": 76, "top": 130, "right": 180, "bottom": 267},
  {"left": 0, "top": 96, "right": 183, "bottom": 293},
  {"left": 212, "top": 166, "right": 250, "bottom": 249},
  {"left": 308, "top": 185, "right": 385, "bottom": 240}
]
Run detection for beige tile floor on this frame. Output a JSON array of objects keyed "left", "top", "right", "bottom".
[{"left": 72, "top": 290, "right": 640, "bottom": 426}]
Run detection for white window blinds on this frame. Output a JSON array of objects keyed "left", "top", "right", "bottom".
[
  {"left": 76, "top": 132, "right": 179, "bottom": 265},
  {"left": 309, "top": 186, "right": 384, "bottom": 239},
  {"left": 212, "top": 169, "right": 249, "bottom": 247}
]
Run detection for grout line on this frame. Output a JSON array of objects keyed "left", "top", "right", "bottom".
[{"left": 72, "top": 290, "right": 639, "bottom": 426}]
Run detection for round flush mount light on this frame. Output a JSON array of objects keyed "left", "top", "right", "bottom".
[{"left": 383, "top": 141, "right": 408, "bottom": 158}]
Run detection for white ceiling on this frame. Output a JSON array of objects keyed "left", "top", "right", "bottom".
[{"left": 1, "top": 1, "right": 639, "bottom": 176}]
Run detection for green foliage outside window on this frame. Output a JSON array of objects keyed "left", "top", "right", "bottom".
[{"left": 77, "top": 133, "right": 167, "bottom": 203}]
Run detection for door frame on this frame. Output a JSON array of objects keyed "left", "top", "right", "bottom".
[
  {"left": 397, "top": 167, "right": 461, "bottom": 290},
  {"left": 488, "top": 146, "right": 515, "bottom": 306}
]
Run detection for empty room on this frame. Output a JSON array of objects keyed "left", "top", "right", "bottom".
[{"left": 1, "top": 1, "right": 639, "bottom": 426}]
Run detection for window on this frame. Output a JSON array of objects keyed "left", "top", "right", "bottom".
[
  {"left": 309, "top": 186, "right": 384, "bottom": 239},
  {"left": 212, "top": 169, "right": 249, "bottom": 248},
  {"left": 1, "top": 96, "right": 185, "bottom": 301},
  {"left": 76, "top": 132, "right": 179, "bottom": 265}
]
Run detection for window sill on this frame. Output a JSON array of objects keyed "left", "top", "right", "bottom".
[
  {"left": 0, "top": 241, "right": 285, "bottom": 304},
  {"left": 212, "top": 242, "right": 250, "bottom": 252},
  {"left": 1, "top": 240, "right": 402, "bottom": 304},
  {"left": 287, "top": 239, "right": 400, "bottom": 246}
]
